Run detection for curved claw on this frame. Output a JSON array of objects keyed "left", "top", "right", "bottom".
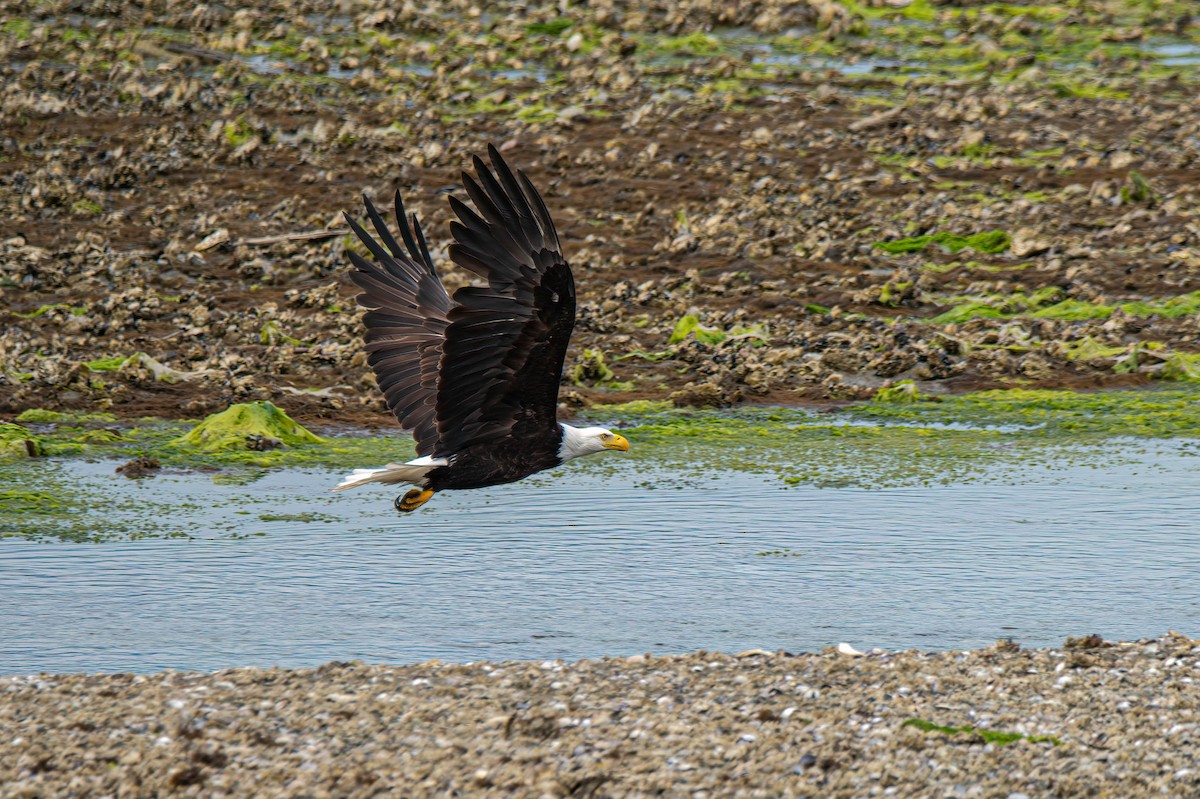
[{"left": 396, "top": 488, "right": 435, "bottom": 512}]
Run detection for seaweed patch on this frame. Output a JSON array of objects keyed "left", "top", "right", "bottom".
[{"left": 173, "top": 401, "right": 324, "bottom": 452}]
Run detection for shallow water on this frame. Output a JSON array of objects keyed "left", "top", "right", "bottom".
[
  {"left": 1142, "top": 40, "right": 1200, "bottom": 66},
  {"left": 2, "top": 442, "right": 1197, "bottom": 674}
]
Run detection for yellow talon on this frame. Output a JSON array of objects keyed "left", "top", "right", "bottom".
[{"left": 396, "top": 488, "right": 436, "bottom": 512}]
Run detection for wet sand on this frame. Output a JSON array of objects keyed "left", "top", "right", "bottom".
[{"left": 3, "top": 634, "right": 1197, "bottom": 797}]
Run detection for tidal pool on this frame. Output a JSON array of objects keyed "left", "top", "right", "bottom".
[{"left": 1, "top": 439, "right": 1196, "bottom": 674}]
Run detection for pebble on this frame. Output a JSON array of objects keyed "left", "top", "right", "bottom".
[{"left": 3, "top": 634, "right": 1199, "bottom": 796}]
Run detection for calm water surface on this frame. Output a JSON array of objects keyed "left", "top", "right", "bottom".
[{"left": 1, "top": 445, "right": 1197, "bottom": 673}]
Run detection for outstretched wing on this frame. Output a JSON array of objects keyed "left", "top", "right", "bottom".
[
  {"left": 432, "top": 144, "right": 575, "bottom": 458},
  {"left": 344, "top": 192, "right": 451, "bottom": 457}
]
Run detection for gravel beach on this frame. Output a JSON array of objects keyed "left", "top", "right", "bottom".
[{"left": 4, "top": 634, "right": 1198, "bottom": 797}]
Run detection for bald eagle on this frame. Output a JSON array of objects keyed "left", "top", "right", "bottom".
[{"left": 332, "top": 145, "right": 630, "bottom": 511}]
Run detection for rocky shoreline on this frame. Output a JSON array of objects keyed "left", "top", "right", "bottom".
[{"left": 4, "top": 633, "right": 1198, "bottom": 797}]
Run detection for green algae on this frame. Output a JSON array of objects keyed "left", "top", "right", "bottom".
[
  {"left": 257, "top": 511, "right": 337, "bottom": 523},
  {"left": 5, "top": 404, "right": 412, "bottom": 476},
  {"left": 1061, "top": 337, "right": 1128, "bottom": 362},
  {"left": 1050, "top": 81, "right": 1129, "bottom": 100},
  {"left": 1029, "top": 299, "right": 1114, "bottom": 320},
  {"left": 755, "top": 548, "right": 803, "bottom": 558},
  {"left": 877, "top": 280, "right": 913, "bottom": 307},
  {"left": 0, "top": 425, "right": 429, "bottom": 542},
  {"left": 525, "top": 18, "right": 573, "bottom": 36},
  {"left": 1120, "top": 171, "right": 1158, "bottom": 205},
  {"left": 13, "top": 303, "right": 89, "bottom": 319},
  {"left": 852, "top": 386, "right": 1200, "bottom": 439},
  {"left": 931, "top": 290, "right": 1200, "bottom": 325},
  {"left": 607, "top": 410, "right": 1021, "bottom": 491},
  {"left": 221, "top": 116, "right": 257, "bottom": 148},
  {"left": 1, "top": 422, "right": 36, "bottom": 439},
  {"left": 2, "top": 18, "right": 32, "bottom": 40},
  {"left": 844, "top": 0, "right": 937, "bottom": 23},
  {"left": 595, "top": 399, "right": 673, "bottom": 415},
  {"left": 86, "top": 355, "right": 129, "bottom": 372},
  {"left": 589, "top": 385, "right": 1200, "bottom": 493},
  {"left": 920, "top": 260, "right": 1033, "bottom": 275},
  {"left": 1161, "top": 352, "right": 1200, "bottom": 381},
  {"left": 654, "top": 33, "right": 722, "bottom": 57},
  {"left": 173, "top": 401, "right": 323, "bottom": 452},
  {"left": 876, "top": 230, "right": 1011, "bottom": 256},
  {"left": 17, "top": 409, "right": 118, "bottom": 425},
  {"left": 616, "top": 348, "right": 675, "bottom": 363},
  {"left": 931, "top": 287, "right": 1064, "bottom": 324},
  {"left": 597, "top": 386, "right": 1200, "bottom": 447},
  {"left": 669, "top": 315, "right": 728, "bottom": 346},
  {"left": 902, "top": 718, "right": 1061, "bottom": 746},
  {"left": 0, "top": 423, "right": 45, "bottom": 458},
  {"left": 0, "top": 489, "right": 63, "bottom": 515},
  {"left": 80, "top": 429, "right": 122, "bottom": 444},
  {"left": 873, "top": 380, "right": 931, "bottom": 404},
  {"left": 668, "top": 316, "right": 769, "bottom": 347},
  {"left": 571, "top": 349, "right": 616, "bottom": 386},
  {"left": 259, "top": 320, "right": 305, "bottom": 346},
  {"left": 1120, "top": 291, "right": 1200, "bottom": 318},
  {"left": 977, "top": 3, "right": 1069, "bottom": 22},
  {"left": 0, "top": 460, "right": 199, "bottom": 543},
  {"left": 71, "top": 199, "right": 103, "bottom": 216}
]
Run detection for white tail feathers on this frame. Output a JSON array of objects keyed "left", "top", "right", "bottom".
[{"left": 330, "top": 457, "right": 446, "bottom": 492}]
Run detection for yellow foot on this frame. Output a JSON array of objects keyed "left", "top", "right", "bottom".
[{"left": 396, "top": 488, "right": 435, "bottom": 512}]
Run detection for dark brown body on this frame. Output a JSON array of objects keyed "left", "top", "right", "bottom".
[{"left": 423, "top": 426, "right": 563, "bottom": 491}]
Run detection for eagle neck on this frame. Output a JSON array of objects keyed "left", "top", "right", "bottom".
[{"left": 557, "top": 423, "right": 588, "bottom": 463}]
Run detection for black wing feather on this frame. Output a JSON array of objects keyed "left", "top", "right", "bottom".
[
  {"left": 364, "top": 193, "right": 405, "bottom": 259},
  {"left": 344, "top": 146, "right": 573, "bottom": 461},
  {"left": 432, "top": 145, "right": 574, "bottom": 457},
  {"left": 519, "top": 171, "right": 562, "bottom": 254},
  {"left": 344, "top": 192, "right": 451, "bottom": 456}
]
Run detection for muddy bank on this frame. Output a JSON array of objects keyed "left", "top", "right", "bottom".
[
  {"left": 3, "top": 634, "right": 1198, "bottom": 797},
  {"left": 1, "top": 0, "right": 1199, "bottom": 425}
]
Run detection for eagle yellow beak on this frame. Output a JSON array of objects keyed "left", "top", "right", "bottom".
[{"left": 604, "top": 434, "right": 630, "bottom": 452}]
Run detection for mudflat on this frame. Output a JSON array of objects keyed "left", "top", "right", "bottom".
[{"left": 2, "top": 0, "right": 1199, "bottom": 425}]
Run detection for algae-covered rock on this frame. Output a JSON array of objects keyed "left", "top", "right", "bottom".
[
  {"left": 1159, "top": 353, "right": 1200, "bottom": 382},
  {"left": 0, "top": 423, "right": 44, "bottom": 458},
  {"left": 571, "top": 348, "right": 616, "bottom": 386},
  {"left": 15, "top": 409, "right": 118, "bottom": 426},
  {"left": 115, "top": 455, "right": 162, "bottom": 479},
  {"left": 873, "top": 380, "right": 938, "bottom": 404},
  {"left": 173, "top": 401, "right": 322, "bottom": 452}
]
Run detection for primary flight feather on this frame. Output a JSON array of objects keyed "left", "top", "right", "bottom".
[{"left": 333, "top": 145, "right": 630, "bottom": 511}]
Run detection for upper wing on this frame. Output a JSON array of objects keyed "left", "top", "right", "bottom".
[
  {"left": 432, "top": 144, "right": 575, "bottom": 457},
  {"left": 344, "top": 192, "right": 451, "bottom": 457}
]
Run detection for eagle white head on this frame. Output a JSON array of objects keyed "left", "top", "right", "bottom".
[{"left": 559, "top": 424, "right": 631, "bottom": 462}]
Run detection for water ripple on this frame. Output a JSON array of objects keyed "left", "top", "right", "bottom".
[{"left": 1, "top": 444, "right": 1197, "bottom": 673}]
